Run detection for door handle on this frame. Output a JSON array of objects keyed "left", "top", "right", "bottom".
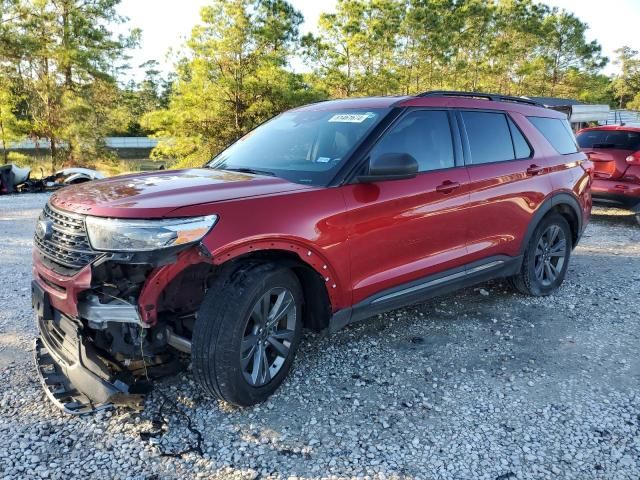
[
  {"left": 526, "top": 164, "right": 544, "bottom": 176},
  {"left": 436, "top": 180, "right": 461, "bottom": 193}
]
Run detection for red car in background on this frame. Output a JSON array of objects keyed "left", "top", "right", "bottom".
[{"left": 577, "top": 125, "right": 640, "bottom": 224}]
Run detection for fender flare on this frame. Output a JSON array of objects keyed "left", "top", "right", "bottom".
[
  {"left": 520, "top": 192, "right": 583, "bottom": 255},
  {"left": 211, "top": 239, "right": 345, "bottom": 310}
]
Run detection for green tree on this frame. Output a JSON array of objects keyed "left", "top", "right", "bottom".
[
  {"left": 538, "top": 9, "right": 606, "bottom": 95},
  {"left": 118, "top": 60, "right": 174, "bottom": 136},
  {"left": 0, "top": 81, "right": 29, "bottom": 163},
  {"left": 304, "top": 0, "right": 610, "bottom": 101},
  {"left": 303, "top": 0, "right": 404, "bottom": 97},
  {"left": 145, "top": 0, "right": 322, "bottom": 168},
  {"left": 0, "top": 0, "right": 138, "bottom": 170},
  {"left": 611, "top": 46, "right": 640, "bottom": 109}
]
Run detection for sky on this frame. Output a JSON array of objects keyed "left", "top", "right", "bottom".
[{"left": 115, "top": 0, "right": 640, "bottom": 81}]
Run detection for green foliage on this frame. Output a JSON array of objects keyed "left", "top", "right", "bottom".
[
  {"left": 6, "top": 151, "right": 29, "bottom": 164},
  {"left": 0, "top": 0, "right": 138, "bottom": 169},
  {"left": 611, "top": 46, "right": 640, "bottom": 109},
  {"left": 119, "top": 60, "right": 174, "bottom": 136},
  {"left": 144, "top": 0, "right": 324, "bottom": 167},
  {"left": 0, "top": 81, "right": 29, "bottom": 163},
  {"left": 0, "top": 0, "right": 634, "bottom": 174},
  {"left": 302, "top": 0, "right": 610, "bottom": 101}
]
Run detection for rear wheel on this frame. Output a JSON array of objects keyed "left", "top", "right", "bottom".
[
  {"left": 192, "top": 263, "right": 302, "bottom": 406},
  {"left": 510, "top": 213, "right": 572, "bottom": 296}
]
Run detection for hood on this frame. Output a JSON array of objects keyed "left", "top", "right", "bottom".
[{"left": 50, "top": 168, "right": 313, "bottom": 218}]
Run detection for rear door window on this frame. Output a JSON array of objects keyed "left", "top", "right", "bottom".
[
  {"left": 528, "top": 116, "right": 578, "bottom": 154},
  {"left": 460, "top": 111, "right": 515, "bottom": 164},
  {"left": 576, "top": 129, "right": 640, "bottom": 151}
]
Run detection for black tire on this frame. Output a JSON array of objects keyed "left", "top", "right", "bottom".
[
  {"left": 509, "top": 213, "right": 572, "bottom": 296},
  {"left": 192, "top": 262, "right": 303, "bottom": 406}
]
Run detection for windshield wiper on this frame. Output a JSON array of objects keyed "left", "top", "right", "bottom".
[{"left": 218, "top": 167, "right": 276, "bottom": 177}]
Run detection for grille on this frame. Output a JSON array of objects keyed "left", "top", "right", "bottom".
[{"left": 34, "top": 203, "right": 101, "bottom": 274}]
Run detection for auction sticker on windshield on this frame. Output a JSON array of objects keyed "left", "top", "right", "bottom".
[{"left": 328, "top": 113, "right": 375, "bottom": 123}]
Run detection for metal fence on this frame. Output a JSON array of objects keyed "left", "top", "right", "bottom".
[
  {"left": 9, "top": 137, "right": 160, "bottom": 150},
  {"left": 600, "top": 110, "right": 640, "bottom": 125}
]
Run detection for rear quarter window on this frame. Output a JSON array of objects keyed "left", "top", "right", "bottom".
[{"left": 528, "top": 116, "right": 578, "bottom": 155}]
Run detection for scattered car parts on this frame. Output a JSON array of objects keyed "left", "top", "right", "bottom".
[{"left": 0, "top": 164, "right": 104, "bottom": 194}]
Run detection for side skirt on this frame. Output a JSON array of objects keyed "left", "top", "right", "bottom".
[{"left": 329, "top": 255, "right": 522, "bottom": 333}]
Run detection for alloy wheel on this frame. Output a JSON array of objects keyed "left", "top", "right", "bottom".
[
  {"left": 240, "top": 287, "right": 297, "bottom": 387},
  {"left": 533, "top": 224, "right": 567, "bottom": 287}
]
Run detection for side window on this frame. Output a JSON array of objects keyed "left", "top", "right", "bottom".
[
  {"left": 370, "top": 110, "right": 455, "bottom": 172},
  {"left": 528, "top": 116, "right": 578, "bottom": 154},
  {"left": 508, "top": 117, "right": 532, "bottom": 159},
  {"left": 461, "top": 111, "right": 515, "bottom": 164}
]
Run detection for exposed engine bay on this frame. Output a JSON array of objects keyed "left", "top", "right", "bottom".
[{"left": 32, "top": 202, "right": 217, "bottom": 413}]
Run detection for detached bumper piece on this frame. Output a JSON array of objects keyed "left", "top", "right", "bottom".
[{"left": 34, "top": 312, "right": 145, "bottom": 415}]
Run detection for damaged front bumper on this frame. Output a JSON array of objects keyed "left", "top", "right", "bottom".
[
  {"left": 32, "top": 280, "right": 145, "bottom": 414},
  {"left": 31, "top": 233, "right": 208, "bottom": 415}
]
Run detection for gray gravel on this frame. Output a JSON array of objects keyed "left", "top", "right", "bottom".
[{"left": 1, "top": 193, "right": 639, "bottom": 480}]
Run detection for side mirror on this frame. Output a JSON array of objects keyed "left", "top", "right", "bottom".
[{"left": 357, "top": 153, "right": 419, "bottom": 183}]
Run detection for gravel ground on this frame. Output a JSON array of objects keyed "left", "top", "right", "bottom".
[{"left": 1, "top": 193, "right": 639, "bottom": 480}]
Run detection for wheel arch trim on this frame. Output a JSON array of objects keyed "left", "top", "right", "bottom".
[
  {"left": 521, "top": 192, "right": 583, "bottom": 255},
  {"left": 211, "top": 239, "right": 345, "bottom": 310}
]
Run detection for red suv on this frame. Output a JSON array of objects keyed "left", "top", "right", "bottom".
[
  {"left": 32, "top": 91, "right": 591, "bottom": 413},
  {"left": 576, "top": 125, "right": 640, "bottom": 224}
]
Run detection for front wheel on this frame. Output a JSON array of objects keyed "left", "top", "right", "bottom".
[
  {"left": 192, "top": 263, "right": 303, "bottom": 406},
  {"left": 510, "top": 213, "right": 572, "bottom": 296}
]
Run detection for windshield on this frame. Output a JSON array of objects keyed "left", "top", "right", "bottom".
[
  {"left": 207, "top": 108, "right": 390, "bottom": 185},
  {"left": 577, "top": 129, "right": 640, "bottom": 151}
]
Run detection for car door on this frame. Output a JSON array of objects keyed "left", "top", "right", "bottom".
[
  {"left": 457, "top": 109, "right": 554, "bottom": 262},
  {"left": 341, "top": 109, "right": 471, "bottom": 305}
]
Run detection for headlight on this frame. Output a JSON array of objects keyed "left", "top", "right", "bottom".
[{"left": 85, "top": 215, "right": 218, "bottom": 252}]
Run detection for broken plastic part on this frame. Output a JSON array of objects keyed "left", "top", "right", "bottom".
[{"left": 78, "top": 295, "right": 144, "bottom": 329}]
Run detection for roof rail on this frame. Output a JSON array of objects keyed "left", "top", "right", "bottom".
[{"left": 417, "top": 90, "right": 544, "bottom": 107}]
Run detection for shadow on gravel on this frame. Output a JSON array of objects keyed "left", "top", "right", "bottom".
[{"left": 590, "top": 209, "right": 638, "bottom": 227}]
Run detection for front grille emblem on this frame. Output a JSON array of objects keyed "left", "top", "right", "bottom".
[{"left": 36, "top": 219, "right": 54, "bottom": 241}]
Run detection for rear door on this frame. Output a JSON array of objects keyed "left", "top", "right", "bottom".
[
  {"left": 457, "top": 110, "right": 553, "bottom": 261},
  {"left": 342, "top": 109, "right": 471, "bottom": 305},
  {"left": 576, "top": 128, "right": 640, "bottom": 179}
]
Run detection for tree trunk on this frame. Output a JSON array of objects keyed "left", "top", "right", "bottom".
[
  {"left": 50, "top": 136, "right": 57, "bottom": 172},
  {"left": 62, "top": 1, "right": 73, "bottom": 88},
  {"left": 0, "top": 119, "right": 7, "bottom": 164}
]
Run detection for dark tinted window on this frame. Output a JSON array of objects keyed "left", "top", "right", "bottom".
[
  {"left": 370, "top": 110, "right": 454, "bottom": 172},
  {"left": 576, "top": 129, "right": 640, "bottom": 151},
  {"left": 508, "top": 118, "right": 532, "bottom": 159},
  {"left": 528, "top": 116, "right": 578, "bottom": 154},
  {"left": 461, "top": 111, "right": 514, "bottom": 164}
]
